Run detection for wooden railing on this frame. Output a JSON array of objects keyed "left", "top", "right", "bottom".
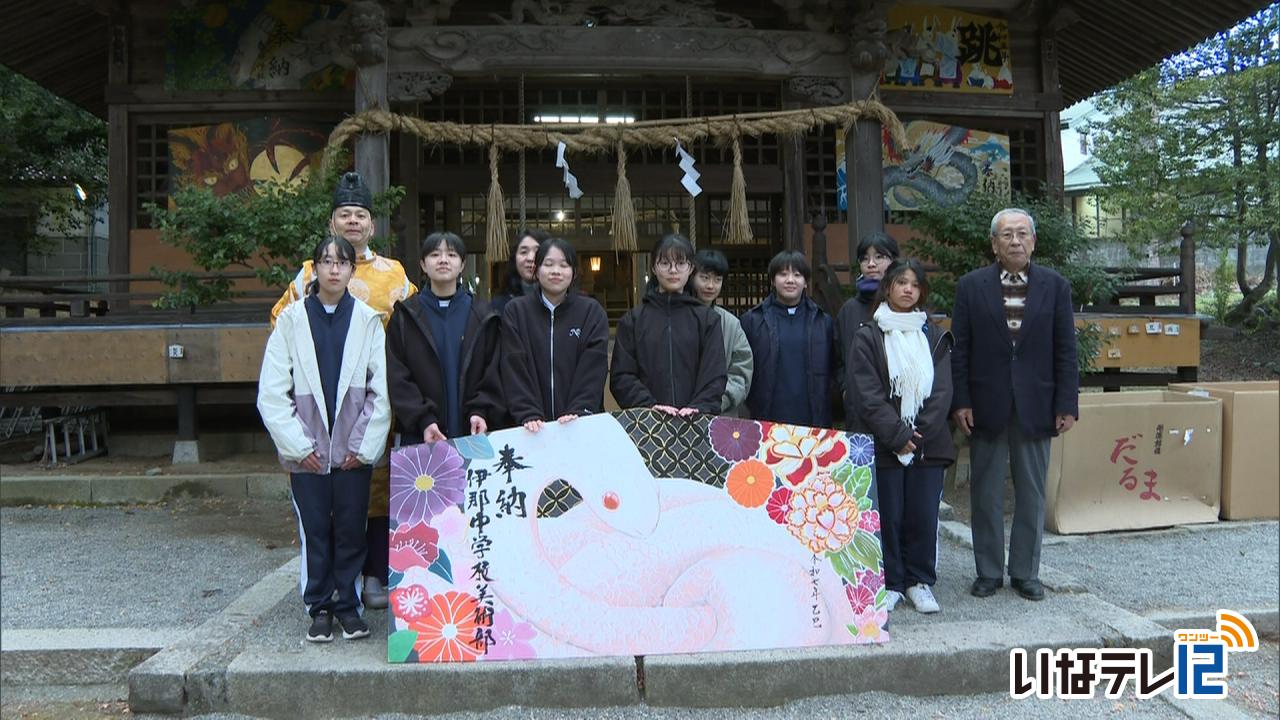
[{"left": 0, "top": 271, "right": 279, "bottom": 326}]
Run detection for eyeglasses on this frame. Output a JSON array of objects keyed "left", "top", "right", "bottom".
[
  {"left": 656, "top": 259, "right": 690, "bottom": 271},
  {"left": 317, "top": 258, "right": 352, "bottom": 269},
  {"left": 997, "top": 230, "right": 1033, "bottom": 241}
]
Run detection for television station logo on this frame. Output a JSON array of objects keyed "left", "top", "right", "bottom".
[{"left": 1010, "top": 609, "right": 1261, "bottom": 700}]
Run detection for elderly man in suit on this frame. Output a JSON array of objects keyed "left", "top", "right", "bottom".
[{"left": 951, "top": 208, "right": 1079, "bottom": 601}]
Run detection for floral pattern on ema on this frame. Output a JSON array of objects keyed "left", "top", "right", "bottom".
[
  {"left": 766, "top": 486, "right": 792, "bottom": 525},
  {"left": 390, "top": 442, "right": 466, "bottom": 525},
  {"left": 388, "top": 522, "right": 440, "bottom": 573},
  {"left": 761, "top": 425, "right": 850, "bottom": 486},
  {"left": 784, "top": 470, "right": 859, "bottom": 554},
  {"left": 725, "top": 459, "right": 775, "bottom": 508},
  {"left": 390, "top": 584, "right": 432, "bottom": 622},
  {"left": 485, "top": 609, "right": 538, "bottom": 661},
  {"left": 708, "top": 417, "right": 763, "bottom": 462},
  {"left": 409, "top": 591, "right": 483, "bottom": 663},
  {"left": 848, "top": 433, "right": 876, "bottom": 467},
  {"left": 850, "top": 605, "right": 888, "bottom": 644}
]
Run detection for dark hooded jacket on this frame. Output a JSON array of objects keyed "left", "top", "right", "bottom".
[
  {"left": 835, "top": 289, "right": 876, "bottom": 427},
  {"left": 740, "top": 294, "right": 838, "bottom": 427},
  {"left": 609, "top": 290, "right": 727, "bottom": 414},
  {"left": 500, "top": 292, "right": 610, "bottom": 424},
  {"left": 386, "top": 291, "right": 503, "bottom": 440},
  {"left": 847, "top": 318, "right": 956, "bottom": 467}
]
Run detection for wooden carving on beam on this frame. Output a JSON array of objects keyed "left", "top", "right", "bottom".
[
  {"left": 495, "top": 0, "right": 754, "bottom": 28},
  {"left": 389, "top": 71, "right": 453, "bottom": 102},
  {"left": 351, "top": 0, "right": 389, "bottom": 66},
  {"left": 848, "top": 0, "right": 893, "bottom": 76},
  {"left": 785, "top": 76, "right": 848, "bottom": 106},
  {"left": 388, "top": 27, "right": 849, "bottom": 77}
]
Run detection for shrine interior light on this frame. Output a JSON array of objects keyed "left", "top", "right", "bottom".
[{"left": 532, "top": 114, "right": 635, "bottom": 124}]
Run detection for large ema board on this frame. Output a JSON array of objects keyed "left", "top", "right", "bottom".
[{"left": 385, "top": 410, "right": 888, "bottom": 663}]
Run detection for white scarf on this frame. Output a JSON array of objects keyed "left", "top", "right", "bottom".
[{"left": 873, "top": 303, "right": 933, "bottom": 464}]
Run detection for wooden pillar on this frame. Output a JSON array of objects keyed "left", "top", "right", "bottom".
[
  {"left": 352, "top": 1, "right": 391, "bottom": 244},
  {"left": 172, "top": 385, "right": 200, "bottom": 464},
  {"left": 1179, "top": 221, "right": 1197, "bottom": 314},
  {"left": 396, "top": 104, "right": 422, "bottom": 275},
  {"left": 845, "top": 1, "right": 892, "bottom": 265},
  {"left": 106, "top": 12, "right": 130, "bottom": 311},
  {"left": 781, "top": 131, "right": 806, "bottom": 252},
  {"left": 1040, "top": 32, "right": 1065, "bottom": 201}
]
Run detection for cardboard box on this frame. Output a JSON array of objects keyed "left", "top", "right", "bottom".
[
  {"left": 1169, "top": 381, "right": 1280, "bottom": 520},
  {"left": 1046, "top": 391, "right": 1221, "bottom": 534}
]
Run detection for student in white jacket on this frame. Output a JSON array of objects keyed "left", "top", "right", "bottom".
[{"left": 257, "top": 236, "right": 391, "bottom": 643}]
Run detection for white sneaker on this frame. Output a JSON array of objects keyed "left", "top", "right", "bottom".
[
  {"left": 905, "top": 583, "right": 941, "bottom": 614},
  {"left": 884, "top": 590, "right": 903, "bottom": 612}
]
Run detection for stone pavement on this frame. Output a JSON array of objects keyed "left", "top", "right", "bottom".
[{"left": 0, "top": 471, "right": 1276, "bottom": 719}]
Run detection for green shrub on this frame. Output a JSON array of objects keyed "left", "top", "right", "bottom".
[
  {"left": 144, "top": 152, "right": 405, "bottom": 309},
  {"left": 905, "top": 190, "right": 1120, "bottom": 374}
]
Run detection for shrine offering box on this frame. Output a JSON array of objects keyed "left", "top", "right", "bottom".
[
  {"left": 1046, "top": 391, "right": 1221, "bottom": 534},
  {"left": 1169, "top": 381, "right": 1279, "bottom": 520}
]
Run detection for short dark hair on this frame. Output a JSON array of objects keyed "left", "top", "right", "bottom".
[
  {"left": 767, "top": 250, "right": 811, "bottom": 283},
  {"left": 504, "top": 228, "right": 551, "bottom": 294},
  {"left": 306, "top": 235, "right": 357, "bottom": 296},
  {"left": 420, "top": 231, "right": 466, "bottom": 257},
  {"left": 693, "top": 248, "right": 729, "bottom": 277},
  {"left": 534, "top": 236, "right": 579, "bottom": 289},
  {"left": 873, "top": 258, "right": 931, "bottom": 310},
  {"left": 855, "top": 231, "right": 900, "bottom": 262},
  {"left": 646, "top": 233, "right": 696, "bottom": 292}
]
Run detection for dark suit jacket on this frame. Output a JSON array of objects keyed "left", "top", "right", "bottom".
[{"left": 950, "top": 262, "right": 1079, "bottom": 439}]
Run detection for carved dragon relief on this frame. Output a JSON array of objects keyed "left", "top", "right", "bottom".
[
  {"left": 786, "top": 76, "right": 848, "bottom": 105},
  {"left": 388, "top": 71, "right": 454, "bottom": 101}
]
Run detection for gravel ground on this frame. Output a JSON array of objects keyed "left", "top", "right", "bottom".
[
  {"left": 0, "top": 498, "right": 297, "bottom": 629},
  {"left": 1040, "top": 522, "right": 1280, "bottom": 615}
]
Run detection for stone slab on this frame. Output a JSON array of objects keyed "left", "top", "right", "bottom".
[
  {"left": 127, "top": 557, "right": 298, "bottom": 714},
  {"left": 0, "top": 628, "right": 175, "bottom": 685},
  {"left": 0, "top": 478, "right": 91, "bottom": 506},
  {"left": 642, "top": 614, "right": 1101, "bottom": 707},
  {"left": 246, "top": 474, "right": 290, "bottom": 501},
  {"left": 223, "top": 648, "right": 639, "bottom": 718},
  {"left": 0, "top": 474, "right": 291, "bottom": 505}
]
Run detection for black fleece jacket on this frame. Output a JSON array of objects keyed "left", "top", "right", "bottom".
[
  {"left": 500, "top": 292, "right": 610, "bottom": 424},
  {"left": 609, "top": 290, "right": 727, "bottom": 413},
  {"left": 385, "top": 292, "right": 503, "bottom": 440},
  {"left": 847, "top": 319, "right": 957, "bottom": 467}
]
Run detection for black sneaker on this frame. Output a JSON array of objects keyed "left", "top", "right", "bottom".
[
  {"left": 306, "top": 611, "right": 334, "bottom": 643},
  {"left": 336, "top": 613, "right": 370, "bottom": 640}
]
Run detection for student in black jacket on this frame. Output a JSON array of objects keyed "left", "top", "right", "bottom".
[
  {"left": 848, "top": 258, "right": 955, "bottom": 616},
  {"left": 386, "top": 232, "right": 503, "bottom": 443},
  {"left": 500, "top": 237, "right": 609, "bottom": 432},
  {"left": 836, "top": 232, "right": 900, "bottom": 427},
  {"left": 740, "top": 251, "right": 838, "bottom": 428},
  {"left": 610, "top": 234, "right": 726, "bottom": 416}
]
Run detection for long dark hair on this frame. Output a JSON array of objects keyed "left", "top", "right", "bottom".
[
  {"left": 646, "top": 233, "right": 696, "bottom": 293},
  {"left": 306, "top": 235, "right": 357, "bottom": 296},
  {"left": 873, "top": 258, "right": 931, "bottom": 311},
  {"left": 503, "top": 228, "right": 550, "bottom": 295},
  {"left": 534, "top": 236, "right": 579, "bottom": 291},
  {"left": 856, "top": 231, "right": 901, "bottom": 265}
]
